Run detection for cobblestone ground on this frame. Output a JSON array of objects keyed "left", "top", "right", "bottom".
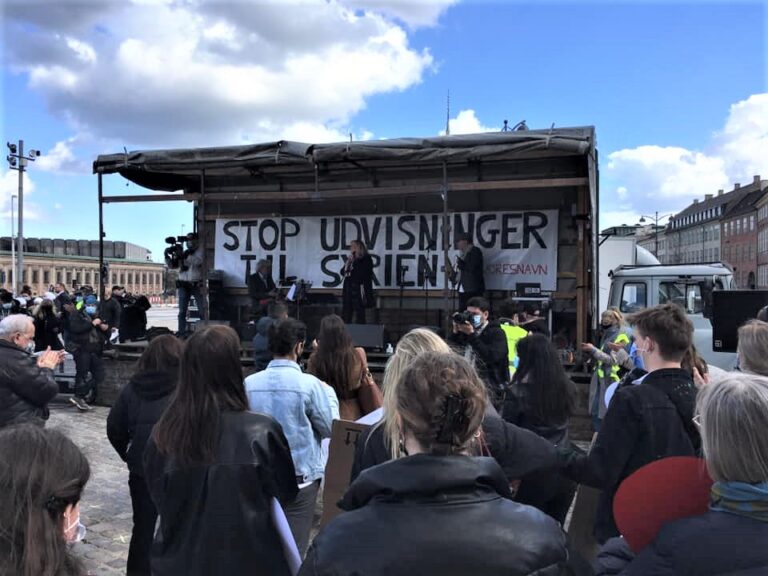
[{"left": 47, "top": 401, "right": 131, "bottom": 575}]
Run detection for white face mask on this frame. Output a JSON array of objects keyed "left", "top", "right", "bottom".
[{"left": 64, "top": 510, "right": 87, "bottom": 544}]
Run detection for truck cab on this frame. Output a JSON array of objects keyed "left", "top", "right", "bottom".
[{"left": 608, "top": 263, "right": 735, "bottom": 370}]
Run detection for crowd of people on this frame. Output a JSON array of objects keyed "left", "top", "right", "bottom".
[
  {"left": 3, "top": 282, "right": 768, "bottom": 575},
  {"left": 0, "top": 282, "right": 154, "bottom": 413}
]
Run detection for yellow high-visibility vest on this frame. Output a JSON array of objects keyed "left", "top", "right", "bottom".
[
  {"left": 596, "top": 332, "right": 630, "bottom": 382},
  {"left": 500, "top": 323, "right": 528, "bottom": 376}
]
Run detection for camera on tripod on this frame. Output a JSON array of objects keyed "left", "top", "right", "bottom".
[
  {"left": 452, "top": 310, "right": 473, "bottom": 324},
  {"left": 164, "top": 236, "right": 188, "bottom": 270}
]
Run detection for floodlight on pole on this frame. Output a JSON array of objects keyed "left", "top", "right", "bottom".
[{"left": 6, "top": 140, "right": 42, "bottom": 294}]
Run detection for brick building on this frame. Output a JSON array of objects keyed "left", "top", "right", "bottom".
[
  {"left": 721, "top": 181, "right": 765, "bottom": 288},
  {"left": 0, "top": 237, "right": 165, "bottom": 296}
]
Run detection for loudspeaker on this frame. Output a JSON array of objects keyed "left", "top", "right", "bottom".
[
  {"left": 711, "top": 290, "right": 768, "bottom": 352},
  {"left": 347, "top": 324, "right": 385, "bottom": 350}
]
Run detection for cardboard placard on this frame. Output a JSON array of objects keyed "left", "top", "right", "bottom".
[{"left": 320, "top": 419, "right": 371, "bottom": 527}]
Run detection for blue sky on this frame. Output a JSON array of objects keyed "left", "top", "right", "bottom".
[{"left": 2, "top": 0, "right": 766, "bottom": 262}]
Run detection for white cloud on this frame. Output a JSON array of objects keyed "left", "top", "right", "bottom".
[
  {"left": 344, "top": 0, "right": 459, "bottom": 27},
  {"left": 5, "top": 0, "right": 443, "bottom": 149},
  {"left": 65, "top": 37, "right": 97, "bottom": 64},
  {"left": 0, "top": 169, "right": 41, "bottom": 222},
  {"left": 441, "top": 109, "right": 498, "bottom": 136},
  {"left": 36, "top": 139, "right": 89, "bottom": 174},
  {"left": 602, "top": 92, "right": 768, "bottom": 226}
]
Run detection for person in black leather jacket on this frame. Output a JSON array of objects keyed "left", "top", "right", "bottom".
[
  {"left": 0, "top": 314, "right": 64, "bottom": 428},
  {"left": 560, "top": 304, "right": 700, "bottom": 544},
  {"left": 107, "top": 335, "right": 183, "bottom": 576},
  {"left": 301, "top": 352, "right": 569, "bottom": 576},
  {"left": 449, "top": 296, "right": 509, "bottom": 408},
  {"left": 144, "top": 325, "right": 298, "bottom": 576}
]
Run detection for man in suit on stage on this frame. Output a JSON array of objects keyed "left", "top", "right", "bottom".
[
  {"left": 455, "top": 233, "right": 485, "bottom": 311},
  {"left": 248, "top": 259, "right": 278, "bottom": 318}
]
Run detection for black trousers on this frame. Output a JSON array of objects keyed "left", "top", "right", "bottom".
[
  {"left": 127, "top": 473, "right": 157, "bottom": 576},
  {"left": 342, "top": 282, "right": 366, "bottom": 324},
  {"left": 74, "top": 351, "right": 104, "bottom": 400}
]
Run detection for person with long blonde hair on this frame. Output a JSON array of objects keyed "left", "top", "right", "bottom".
[
  {"left": 301, "top": 353, "right": 568, "bottom": 576},
  {"left": 350, "top": 328, "right": 560, "bottom": 514}
]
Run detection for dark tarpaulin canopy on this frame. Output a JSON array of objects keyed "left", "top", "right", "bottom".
[{"left": 92, "top": 127, "right": 595, "bottom": 193}]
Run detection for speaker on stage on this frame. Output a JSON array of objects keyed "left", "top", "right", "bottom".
[
  {"left": 347, "top": 324, "right": 385, "bottom": 350},
  {"left": 712, "top": 290, "right": 768, "bottom": 353}
]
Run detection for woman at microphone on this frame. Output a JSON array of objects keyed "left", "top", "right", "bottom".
[{"left": 342, "top": 240, "right": 374, "bottom": 324}]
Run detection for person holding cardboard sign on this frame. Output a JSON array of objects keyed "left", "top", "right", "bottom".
[{"left": 301, "top": 352, "right": 568, "bottom": 576}]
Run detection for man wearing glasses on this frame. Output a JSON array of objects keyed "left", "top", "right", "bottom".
[{"left": 0, "top": 314, "right": 65, "bottom": 428}]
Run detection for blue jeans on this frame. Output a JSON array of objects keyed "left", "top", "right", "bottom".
[{"left": 177, "top": 283, "right": 207, "bottom": 336}]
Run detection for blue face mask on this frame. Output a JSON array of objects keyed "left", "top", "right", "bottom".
[
  {"left": 85, "top": 305, "right": 97, "bottom": 316},
  {"left": 471, "top": 314, "right": 483, "bottom": 328}
]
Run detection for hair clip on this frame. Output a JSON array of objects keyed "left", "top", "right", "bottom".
[{"left": 44, "top": 495, "right": 59, "bottom": 511}]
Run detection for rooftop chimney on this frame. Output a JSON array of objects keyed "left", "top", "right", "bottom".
[
  {"left": 693, "top": 198, "right": 699, "bottom": 204},
  {"left": 718, "top": 189, "right": 724, "bottom": 195},
  {"left": 755, "top": 175, "right": 762, "bottom": 184},
  {"left": 705, "top": 194, "right": 713, "bottom": 200},
  {"left": 735, "top": 183, "right": 741, "bottom": 189}
]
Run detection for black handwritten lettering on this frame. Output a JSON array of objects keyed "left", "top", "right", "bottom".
[
  {"left": 280, "top": 218, "right": 300, "bottom": 250},
  {"left": 475, "top": 214, "right": 498, "bottom": 248},
  {"left": 259, "top": 219, "right": 279, "bottom": 251},
  {"left": 320, "top": 218, "right": 339, "bottom": 251},
  {"left": 240, "top": 254, "right": 257, "bottom": 284},
  {"left": 501, "top": 214, "right": 522, "bottom": 249},
  {"left": 320, "top": 255, "right": 343, "bottom": 287},
  {"left": 523, "top": 212, "right": 548, "bottom": 249},
  {"left": 222, "top": 221, "right": 240, "bottom": 251},
  {"left": 397, "top": 216, "right": 416, "bottom": 250}
]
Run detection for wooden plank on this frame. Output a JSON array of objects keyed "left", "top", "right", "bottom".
[
  {"left": 102, "top": 194, "right": 199, "bottom": 203},
  {"left": 183, "top": 176, "right": 589, "bottom": 206}
]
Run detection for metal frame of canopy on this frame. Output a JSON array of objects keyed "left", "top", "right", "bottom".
[{"left": 93, "top": 127, "right": 598, "bottom": 342}]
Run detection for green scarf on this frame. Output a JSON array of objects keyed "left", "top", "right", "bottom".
[{"left": 710, "top": 481, "right": 768, "bottom": 522}]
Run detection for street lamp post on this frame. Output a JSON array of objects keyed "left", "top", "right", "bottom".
[
  {"left": 6, "top": 140, "right": 41, "bottom": 294},
  {"left": 639, "top": 211, "right": 673, "bottom": 260},
  {"left": 10, "top": 195, "right": 16, "bottom": 291}
]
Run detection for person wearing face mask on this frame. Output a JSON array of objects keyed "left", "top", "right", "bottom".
[
  {"left": 65, "top": 295, "right": 106, "bottom": 411},
  {"left": 244, "top": 318, "right": 339, "bottom": 557},
  {"left": 33, "top": 296, "right": 64, "bottom": 352},
  {"left": 560, "top": 303, "right": 701, "bottom": 545},
  {"left": 449, "top": 296, "right": 510, "bottom": 410},
  {"left": 175, "top": 231, "right": 207, "bottom": 337},
  {"left": 0, "top": 424, "right": 90, "bottom": 576},
  {"left": 581, "top": 308, "right": 630, "bottom": 431},
  {"left": 0, "top": 315, "right": 64, "bottom": 428},
  {"left": 0, "top": 289, "right": 15, "bottom": 319}
]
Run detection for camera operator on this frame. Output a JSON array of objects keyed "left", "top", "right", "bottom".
[
  {"left": 169, "top": 232, "right": 207, "bottom": 337},
  {"left": 449, "top": 296, "right": 509, "bottom": 410}
]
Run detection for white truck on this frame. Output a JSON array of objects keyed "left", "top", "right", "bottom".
[{"left": 607, "top": 262, "right": 735, "bottom": 369}]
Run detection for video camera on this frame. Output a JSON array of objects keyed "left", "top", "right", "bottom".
[
  {"left": 164, "top": 236, "right": 188, "bottom": 270},
  {"left": 452, "top": 310, "right": 473, "bottom": 324}
]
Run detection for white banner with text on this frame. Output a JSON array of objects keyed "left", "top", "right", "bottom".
[{"left": 214, "top": 210, "right": 559, "bottom": 290}]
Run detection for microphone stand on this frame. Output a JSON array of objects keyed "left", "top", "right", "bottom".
[
  {"left": 397, "top": 265, "right": 407, "bottom": 318},
  {"left": 424, "top": 241, "right": 435, "bottom": 326}
]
